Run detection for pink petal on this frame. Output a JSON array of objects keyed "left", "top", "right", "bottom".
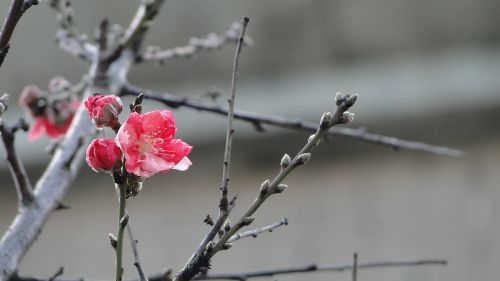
[
  {"left": 28, "top": 118, "right": 46, "bottom": 141},
  {"left": 173, "top": 156, "right": 192, "bottom": 171}
]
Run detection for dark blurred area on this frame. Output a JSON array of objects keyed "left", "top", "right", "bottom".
[{"left": 1, "top": 1, "right": 500, "bottom": 281}]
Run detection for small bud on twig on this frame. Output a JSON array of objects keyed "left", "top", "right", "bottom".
[
  {"left": 241, "top": 216, "right": 255, "bottom": 226},
  {"left": 109, "top": 233, "right": 118, "bottom": 249},
  {"left": 120, "top": 214, "right": 129, "bottom": 228},
  {"left": 296, "top": 153, "right": 311, "bottom": 166},
  {"left": 280, "top": 154, "right": 291, "bottom": 169},
  {"left": 260, "top": 179, "right": 271, "bottom": 195},
  {"left": 223, "top": 220, "right": 231, "bottom": 232},
  {"left": 275, "top": 184, "right": 288, "bottom": 194},
  {"left": 320, "top": 112, "right": 332, "bottom": 129},
  {"left": 341, "top": 111, "right": 355, "bottom": 124},
  {"left": 222, "top": 243, "right": 232, "bottom": 250}
]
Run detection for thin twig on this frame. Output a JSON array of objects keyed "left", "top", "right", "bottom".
[
  {"left": 227, "top": 218, "right": 288, "bottom": 243},
  {"left": 119, "top": 86, "right": 463, "bottom": 157},
  {"left": 47, "top": 267, "right": 64, "bottom": 281},
  {"left": 352, "top": 253, "right": 358, "bottom": 281},
  {"left": 9, "top": 258, "right": 447, "bottom": 281},
  {"left": 220, "top": 16, "right": 248, "bottom": 210},
  {"left": 136, "top": 21, "right": 252, "bottom": 63},
  {"left": 174, "top": 17, "right": 250, "bottom": 281},
  {"left": 192, "top": 259, "right": 447, "bottom": 281},
  {"left": 127, "top": 222, "right": 149, "bottom": 281},
  {"left": 0, "top": 94, "right": 35, "bottom": 206}
]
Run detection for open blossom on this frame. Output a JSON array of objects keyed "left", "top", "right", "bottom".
[
  {"left": 86, "top": 138, "right": 122, "bottom": 173},
  {"left": 115, "top": 110, "right": 192, "bottom": 177},
  {"left": 84, "top": 94, "right": 123, "bottom": 129}
]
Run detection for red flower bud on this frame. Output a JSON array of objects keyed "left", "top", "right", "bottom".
[
  {"left": 84, "top": 94, "right": 123, "bottom": 129},
  {"left": 86, "top": 138, "right": 123, "bottom": 173}
]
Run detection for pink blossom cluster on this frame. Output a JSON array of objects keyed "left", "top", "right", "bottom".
[
  {"left": 84, "top": 94, "right": 192, "bottom": 178},
  {"left": 19, "top": 84, "right": 80, "bottom": 141}
]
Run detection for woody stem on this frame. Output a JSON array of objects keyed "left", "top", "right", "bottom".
[{"left": 115, "top": 183, "right": 127, "bottom": 281}]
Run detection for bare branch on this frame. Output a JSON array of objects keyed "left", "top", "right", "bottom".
[
  {"left": 137, "top": 21, "right": 253, "bottom": 64},
  {"left": 227, "top": 218, "right": 287, "bottom": 243},
  {"left": 192, "top": 259, "right": 447, "bottom": 281},
  {"left": 49, "top": 0, "right": 95, "bottom": 62},
  {"left": 10, "top": 258, "right": 447, "bottom": 281},
  {"left": 0, "top": 94, "right": 35, "bottom": 206},
  {"left": 174, "top": 17, "right": 250, "bottom": 281},
  {"left": 220, "top": 16, "right": 248, "bottom": 210},
  {"left": 120, "top": 86, "right": 463, "bottom": 157},
  {"left": 352, "top": 253, "right": 358, "bottom": 281},
  {"left": 105, "top": 0, "right": 165, "bottom": 64},
  {"left": 0, "top": 0, "right": 38, "bottom": 67},
  {"left": 47, "top": 267, "right": 64, "bottom": 281},
  {"left": 127, "top": 222, "right": 149, "bottom": 281}
]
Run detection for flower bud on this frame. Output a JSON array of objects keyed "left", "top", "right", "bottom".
[
  {"left": 86, "top": 138, "right": 123, "bottom": 173},
  {"left": 84, "top": 94, "right": 123, "bottom": 129},
  {"left": 241, "top": 216, "right": 255, "bottom": 226},
  {"left": 109, "top": 233, "right": 117, "bottom": 249},
  {"left": 296, "top": 153, "right": 311, "bottom": 165},
  {"left": 275, "top": 184, "right": 288, "bottom": 193},
  {"left": 280, "top": 154, "right": 291, "bottom": 169},
  {"left": 341, "top": 111, "right": 355, "bottom": 124},
  {"left": 320, "top": 112, "right": 332, "bottom": 129},
  {"left": 260, "top": 179, "right": 271, "bottom": 195}
]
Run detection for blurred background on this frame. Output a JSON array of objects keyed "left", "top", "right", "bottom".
[{"left": 1, "top": 0, "right": 500, "bottom": 281}]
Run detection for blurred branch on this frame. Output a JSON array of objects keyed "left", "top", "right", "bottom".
[
  {"left": 192, "top": 259, "right": 447, "bottom": 281},
  {"left": 119, "top": 85, "right": 464, "bottom": 157},
  {"left": 227, "top": 217, "right": 288, "bottom": 243},
  {"left": 49, "top": 0, "right": 95, "bottom": 62},
  {"left": 0, "top": 0, "right": 38, "bottom": 67},
  {"left": 136, "top": 21, "right": 253, "bottom": 64},
  {"left": 105, "top": 0, "right": 165, "bottom": 64},
  {"left": 0, "top": 94, "right": 35, "bottom": 206},
  {"left": 10, "top": 258, "right": 447, "bottom": 281}
]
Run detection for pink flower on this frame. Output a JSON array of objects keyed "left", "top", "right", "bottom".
[
  {"left": 115, "top": 110, "right": 192, "bottom": 177},
  {"left": 28, "top": 116, "right": 74, "bottom": 141},
  {"left": 84, "top": 94, "right": 123, "bottom": 129},
  {"left": 86, "top": 138, "right": 123, "bottom": 173}
]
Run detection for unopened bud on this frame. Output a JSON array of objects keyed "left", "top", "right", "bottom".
[
  {"left": 120, "top": 214, "right": 129, "bottom": 227},
  {"left": 260, "top": 179, "right": 271, "bottom": 195},
  {"left": 275, "top": 184, "right": 288, "bottom": 193},
  {"left": 205, "top": 241, "right": 215, "bottom": 253},
  {"left": 341, "top": 111, "right": 355, "bottom": 123},
  {"left": 241, "top": 216, "right": 255, "bottom": 226},
  {"left": 222, "top": 243, "right": 233, "bottom": 250},
  {"left": 296, "top": 153, "right": 312, "bottom": 165},
  {"left": 280, "top": 154, "right": 291, "bottom": 169},
  {"left": 320, "top": 112, "right": 332, "bottom": 129},
  {"left": 223, "top": 220, "right": 231, "bottom": 232},
  {"left": 84, "top": 94, "right": 123, "bottom": 129},
  {"left": 109, "top": 233, "right": 117, "bottom": 249}
]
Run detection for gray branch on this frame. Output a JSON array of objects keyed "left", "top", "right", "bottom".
[
  {"left": 10, "top": 258, "right": 447, "bottom": 281},
  {"left": 227, "top": 218, "right": 287, "bottom": 243},
  {"left": 119, "top": 86, "right": 463, "bottom": 157},
  {"left": 137, "top": 21, "right": 252, "bottom": 64},
  {"left": 0, "top": 94, "right": 35, "bottom": 206}
]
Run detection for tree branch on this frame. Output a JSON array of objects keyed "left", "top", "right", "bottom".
[
  {"left": 10, "top": 258, "right": 447, "bottom": 281},
  {"left": 127, "top": 222, "right": 149, "bottom": 281},
  {"left": 49, "top": 0, "right": 95, "bottom": 62},
  {"left": 119, "top": 86, "right": 463, "bottom": 157},
  {"left": 0, "top": 94, "right": 35, "bottom": 206},
  {"left": 174, "top": 17, "right": 249, "bottom": 281},
  {"left": 136, "top": 21, "right": 252, "bottom": 64},
  {"left": 227, "top": 218, "right": 287, "bottom": 243},
  {"left": 0, "top": 0, "right": 37, "bottom": 67},
  {"left": 105, "top": 0, "right": 165, "bottom": 64},
  {"left": 192, "top": 259, "right": 447, "bottom": 281}
]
